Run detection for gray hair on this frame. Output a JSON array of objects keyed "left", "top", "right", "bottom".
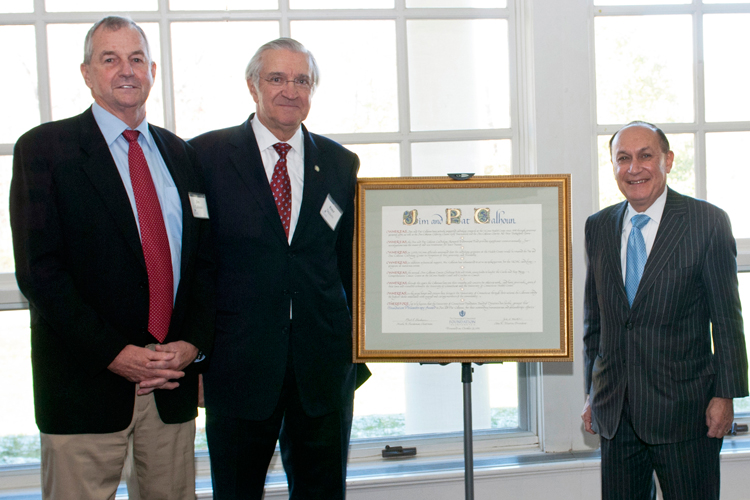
[
  {"left": 609, "top": 120, "right": 671, "bottom": 156},
  {"left": 245, "top": 38, "right": 319, "bottom": 92},
  {"left": 83, "top": 16, "right": 151, "bottom": 65}
]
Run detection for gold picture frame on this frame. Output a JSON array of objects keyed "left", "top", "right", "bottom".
[{"left": 353, "top": 174, "right": 572, "bottom": 363}]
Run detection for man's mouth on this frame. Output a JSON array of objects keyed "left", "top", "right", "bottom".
[{"left": 628, "top": 179, "right": 648, "bottom": 185}]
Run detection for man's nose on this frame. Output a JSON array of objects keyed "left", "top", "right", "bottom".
[
  {"left": 118, "top": 61, "right": 135, "bottom": 76},
  {"left": 280, "top": 81, "right": 299, "bottom": 97}
]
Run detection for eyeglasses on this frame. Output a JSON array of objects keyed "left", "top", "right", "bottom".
[{"left": 262, "top": 76, "right": 313, "bottom": 91}]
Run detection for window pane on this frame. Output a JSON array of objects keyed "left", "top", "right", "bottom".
[
  {"left": 706, "top": 132, "right": 750, "bottom": 239},
  {"left": 170, "top": 0, "right": 277, "bottom": 9},
  {"left": 1, "top": 157, "right": 13, "bottom": 274},
  {"left": 292, "top": 20, "right": 398, "bottom": 135},
  {"left": 171, "top": 21, "right": 279, "bottom": 139},
  {"left": 46, "top": 0, "right": 157, "bottom": 11},
  {"left": 412, "top": 140, "right": 511, "bottom": 176},
  {"left": 594, "top": 0, "right": 688, "bottom": 4},
  {"left": 349, "top": 143, "right": 400, "bottom": 178},
  {"left": 407, "top": 0, "right": 506, "bottom": 6},
  {"left": 352, "top": 362, "right": 517, "bottom": 439},
  {"left": 735, "top": 272, "right": 750, "bottom": 415},
  {"left": 595, "top": 16, "right": 693, "bottom": 124},
  {"left": 0, "top": 0, "right": 33, "bottom": 13},
  {"left": 704, "top": 14, "right": 750, "bottom": 122},
  {"left": 407, "top": 19, "right": 510, "bottom": 132},
  {"left": 291, "top": 0, "right": 393, "bottom": 8},
  {"left": 0, "top": 309, "right": 39, "bottom": 465},
  {"left": 1, "top": 26, "right": 40, "bottom": 143},
  {"left": 597, "top": 133, "right": 694, "bottom": 210},
  {"left": 47, "top": 23, "right": 164, "bottom": 127}
]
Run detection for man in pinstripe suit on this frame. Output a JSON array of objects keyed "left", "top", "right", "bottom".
[{"left": 581, "top": 121, "right": 748, "bottom": 499}]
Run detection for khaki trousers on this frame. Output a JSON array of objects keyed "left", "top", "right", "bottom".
[{"left": 41, "top": 388, "right": 196, "bottom": 500}]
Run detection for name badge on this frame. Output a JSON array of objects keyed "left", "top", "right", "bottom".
[
  {"left": 188, "top": 192, "right": 209, "bottom": 219},
  {"left": 320, "top": 194, "right": 343, "bottom": 230}
]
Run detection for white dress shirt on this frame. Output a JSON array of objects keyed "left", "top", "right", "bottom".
[
  {"left": 620, "top": 186, "right": 668, "bottom": 284},
  {"left": 251, "top": 117, "right": 305, "bottom": 244}
]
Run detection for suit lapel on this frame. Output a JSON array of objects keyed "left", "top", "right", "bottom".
[
  {"left": 292, "top": 125, "right": 327, "bottom": 246},
  {"left": 631, "top": 188, "right": 688, "bottom": 309},
  {"left": 227, "top": 116, "right": 289, "bottom": 244},
  {"left": 604, "top": 201, "right": 629, "bottom": 308},
  {"left": 77, "top": 108, "right": 146, "bottom": 269}
]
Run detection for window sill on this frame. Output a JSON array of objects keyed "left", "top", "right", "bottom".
[{"left": 4, "top": 438, "right": 750, "bottom": 499}]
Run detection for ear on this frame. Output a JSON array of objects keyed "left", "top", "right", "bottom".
[
  {"left": 664, "top": 150, "right": 674, "bottom": 174},
  {"left": 81, "top": 63, "right": 93, "bottom": 89},
  {"left": 247, "top": 79, "right": 260, "bottom": 104},
  {"left": 150, "top": 61, "right": 157, "bottom": 81}
]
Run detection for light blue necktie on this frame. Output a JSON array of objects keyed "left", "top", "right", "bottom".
[{"left": 625, "top": 214, "right": 650, "bottom": 306}]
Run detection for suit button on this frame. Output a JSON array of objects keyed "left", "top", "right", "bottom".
[
  {"left": 625, "top": 322, "right": 633, "bottom": 330},
  {"left": 283, "top": 289, "right": 290, "bottom": 296},
  {"left": 288, "top": 252, "right": 295, "bottom": 258},
  {"left": 139, "top": 281, "right": 147, "bottom": 289},
  {"left": 282, "top": 327, "right": 289, "bottom": 336}
]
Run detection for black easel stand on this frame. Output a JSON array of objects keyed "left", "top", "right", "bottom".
[{"left": 462, "top": 362, "right": 475, "bottom": 500}]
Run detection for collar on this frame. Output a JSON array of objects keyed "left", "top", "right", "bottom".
[
  {"left": 91, "top": 102, "right": 154, "bottom": 151},
  {"left": 250, "top": 116, "right": 304, "bottom": 155},
  {"left": 624, "top": 185, "right": 668, "bottom": 226}
]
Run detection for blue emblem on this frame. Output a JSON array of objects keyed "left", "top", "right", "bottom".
[{"left": 459, "top": 310, "right": 466, "bottom": 317}]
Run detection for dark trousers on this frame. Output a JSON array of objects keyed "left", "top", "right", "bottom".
[
  {"left": 206, "top": 357, "right": 355, "bottom": 500},
  {"left": 600, "top": 397, "right": 723, "bottom": 500}
]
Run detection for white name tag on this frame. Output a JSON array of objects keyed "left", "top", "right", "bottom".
[
  {"left": 188, "top": 192, "right": 209, "bottom": 219},
  {"left": 320, "top": 194, "right": 343, "bottom": 230}
]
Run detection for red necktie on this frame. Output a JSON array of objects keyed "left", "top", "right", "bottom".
[
  {"left": 123, "top": 130, "right": 173, "bottom": 343},
  {"left": 271, "top": 142, "right": 293, "bottom": 238}
]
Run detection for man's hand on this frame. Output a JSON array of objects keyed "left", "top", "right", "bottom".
[
  {"left": 108, "top": 345, "right": 185, "bottom": 395},
  {"left": 154, "top": 341, "right": 199, "bottom": 371},
  {"left": 582, "top": 395, "right": 596, "bottom": 435},
  {"left": 706, "top": 397, "right": 734, "bottom": 438}
]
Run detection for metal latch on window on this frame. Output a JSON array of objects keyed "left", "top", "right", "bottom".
[
  {"left": 382, "top": 445, "right": 417, "bottom": 458},
  {"left": 729, "top": 423, "right": 748, "bottom": 436}
]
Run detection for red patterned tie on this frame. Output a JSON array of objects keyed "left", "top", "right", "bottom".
[
  {"left": 271, "top": 142, "right": 293, "bottom": 238},
  {"left": 123, "top": 130, "right": 173, "bottom": 343}
]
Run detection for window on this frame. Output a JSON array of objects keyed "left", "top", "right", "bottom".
[
  {"left": 0, "top": 0, "right": 532, "bottom": 475},
  {"left": 592, "top": 0, "right": 750, "bottom": 415}
]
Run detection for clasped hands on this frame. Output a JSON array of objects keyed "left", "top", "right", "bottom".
[{"left": 107, "top": 341, "right": 198, "bottom": 396}]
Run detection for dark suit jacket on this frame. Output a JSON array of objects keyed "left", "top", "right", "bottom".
[
  {"left": 583, "top": 188, "right": 748, "bottom": 444},
  {"left": 190, "top": 115, "right": 369, "bottom": 420},
  {"left": 10, "top": 107, "right": 215, "bottom": 434}
]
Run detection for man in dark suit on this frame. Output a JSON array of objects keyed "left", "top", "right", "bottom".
[
  {"left": 10, "top": 16, "right": 214, "bottom": 500},
  {"left": 581, "top": 121, "right": 748, "bottom": 499},
  {"left": 189, "top": 38, "right": 369, "bottom": 499}
]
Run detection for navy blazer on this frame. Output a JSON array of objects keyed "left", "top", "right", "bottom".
[
  {"left": 190, "top": 116, "right": 369, "bottom": 420},
  {"left": 583, "top": 188, "right": 748, "bottom": 444},
  {"left": 10, "top": 107, "right": 215, "bottom": 434}
]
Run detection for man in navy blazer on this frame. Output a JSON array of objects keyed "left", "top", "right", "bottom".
[
  {"left": 190, "top": 38, "right": 369, "bottom": 499},
  {"left": 10, "top": 16, "right": 214, "bottom": 500},
  {"left": 581, "top": 121, "right": 748, "bottom": 499}
]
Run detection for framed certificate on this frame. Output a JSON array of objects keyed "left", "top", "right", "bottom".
[{"left": 353, "top": 174, "right": 572, "bottom": 363}]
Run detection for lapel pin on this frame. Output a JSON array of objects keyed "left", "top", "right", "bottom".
[{"left": 314, "top": 165, "right": 320, "bottom": 172}]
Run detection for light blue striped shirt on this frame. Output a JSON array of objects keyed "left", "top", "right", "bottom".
[{"left": 91, "top": 103, "right": 182, "bottom": 301}]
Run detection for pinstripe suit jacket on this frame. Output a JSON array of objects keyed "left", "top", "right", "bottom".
[{"left": 583, "top": 188, "right": 748, "bottom": 444}]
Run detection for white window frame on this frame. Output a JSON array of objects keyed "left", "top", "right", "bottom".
[{"left": 0, "top": 0, "right": 558, "bottom": 490}]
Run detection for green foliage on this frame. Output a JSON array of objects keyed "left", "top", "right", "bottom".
[
  {"left": 351, "top": 414, "right": 405, "bottom": 439},
  {"left": 0, "top": 434, "right": 40, "bottom": 465}
]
